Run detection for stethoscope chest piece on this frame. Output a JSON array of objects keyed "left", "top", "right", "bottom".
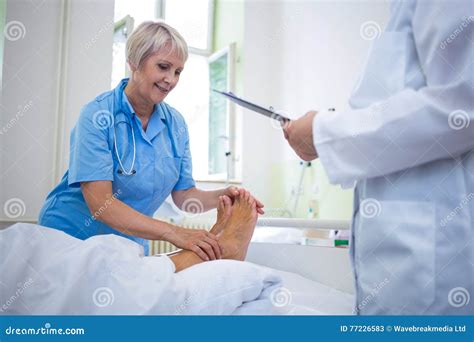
[{"left": 117, "top": 169, "right": 136, "bottom": 175}]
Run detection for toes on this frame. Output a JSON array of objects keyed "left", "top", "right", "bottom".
[
  {"left": 222, "top": 195, "right": 230, "bottom": 207},
  {"left": 223, "top": 195, "right": 232, "bottom": 214},
  {"left": 237, "top": 189, "right": 246, "bottom": 203},
  {"left": 217, "top": 196, "right": 223, "bottom": 212},
  {"left": 249, "top": 196, "right": 256, "bottom": 207},
  {"left": 244, "top": 191, "right": 253, "bottom": 207}
]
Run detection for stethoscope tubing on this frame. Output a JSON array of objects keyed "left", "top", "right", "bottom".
[
  {"left": 113, "top": 119, "right": 137, "bottom": 176},
  {"left": 113, "top": 85, "right": 137, "bottom": 176}
]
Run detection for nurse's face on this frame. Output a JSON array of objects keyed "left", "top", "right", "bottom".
[{"left": 132, "top": 46, "right": 185, "bottom": 105}]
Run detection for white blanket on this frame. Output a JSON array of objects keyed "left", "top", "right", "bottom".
[
  {"left": 235, "top": 269, "right": 354, "bottom": 315},
  {"left": 0, "top": 223, "right": 282, "bottom": 315}
]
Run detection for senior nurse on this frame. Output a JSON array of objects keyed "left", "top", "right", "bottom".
[{"left": 39, "top": 21, "right": 264, "bottom": 259}]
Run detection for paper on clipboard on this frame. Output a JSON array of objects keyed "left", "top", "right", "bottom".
[{"left": 212, "top": 89, "right": 291, "bottom": 123}]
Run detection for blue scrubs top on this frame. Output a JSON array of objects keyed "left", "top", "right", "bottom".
[{"left": 38, "top": 79, "right": 195, "bottom": 255}]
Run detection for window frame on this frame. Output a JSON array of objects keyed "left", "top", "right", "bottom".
[
  {"left": 206, "top": 43, "right": 237, "bottom": 182},
  {"left": 111, "top": 15, "right": 134, "bottom": 88}
]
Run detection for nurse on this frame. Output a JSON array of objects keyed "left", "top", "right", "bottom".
[
  {"left": 39, "top": 21, "right": 263, "bottom": 259},
  {"left": 283, "top": 0, "right": 473, "bottom": 314}
]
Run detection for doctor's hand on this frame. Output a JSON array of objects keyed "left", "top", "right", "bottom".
[
  {"left": 282, "top": 111, "right": 319, "bottom": 161},
  {"left": 223, "top": 186, "right": 265, "bottom": 214},
  {"left": 165, "top": 227, "right": 222, "bottom": 261}
]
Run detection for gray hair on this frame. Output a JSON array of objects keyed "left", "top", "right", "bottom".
[{"left": 126, "top": 21, "right": 188, "bottom": 69}]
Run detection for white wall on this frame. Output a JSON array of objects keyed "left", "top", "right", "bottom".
[
  {"left": 60, "top": 0, "right": 114, "bottom": 173},
  {"left": 241, "top": 0, "right": 390, "bottom": 219},
  {"left": 1, "top": 0, "right": 62, "bottom": 222},
  {"left": 0, "top": 0, "right": 114, "bottom": 223},
  {"left": 241, "top": 1, "right": 284, "bottom": 213}
]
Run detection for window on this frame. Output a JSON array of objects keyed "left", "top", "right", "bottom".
[
  {"left": 163, "top": 0, "right": 212, "bottom": 53},
  {"left": 164, "top": 54, "right": 211, "bottom": 179},
  {"left": 111, "top": 0, "right": 239, "bottom": 182},
  {"left": 112, "top": 0, "right": 160, "bottom": 89},
  {"left": 208, "top": 44, "right": 236, "bottom": 179}
]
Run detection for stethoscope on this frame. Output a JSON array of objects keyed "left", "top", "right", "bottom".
[
  {"left": 113, "top": 86, "right": 137, "bottom": 176},
  {"left": 111, "top": 80, "right": 178, "bottom": 176},
  {"left": 113, "top": 119, "right": 136, "bottom": 176}
]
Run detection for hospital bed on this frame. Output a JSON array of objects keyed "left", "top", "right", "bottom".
[
  {"left": 1, "top": 220, "right": 355, "bottom": 315},
  {"left": 151, "top": 217, "right": 356, "bottom": 314}
]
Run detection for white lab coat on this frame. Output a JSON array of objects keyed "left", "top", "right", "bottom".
[{"left": 313, "top": 0, "right": 473, "bottom": 314}]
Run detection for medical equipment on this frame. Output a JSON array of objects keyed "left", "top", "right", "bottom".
[
  {"left": 291, "top": 161, "right": 311, "bottom": 217},
  {"left": 113, "top": 85, "right": 137, "bottom": 176},
  {"left": 113, "top": 120, "right": 136, "bottom": 176}
]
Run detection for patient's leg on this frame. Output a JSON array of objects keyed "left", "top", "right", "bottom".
[{"left": 170, "top": 190, "right": 257, "bottom": 272}]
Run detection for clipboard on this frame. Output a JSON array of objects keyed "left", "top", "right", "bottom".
[{"left": 212, "top": 89, "right": 291, "bottom": 123}]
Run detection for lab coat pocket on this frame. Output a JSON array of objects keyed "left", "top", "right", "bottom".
[
  {"left": 159, "top": 156, "right": 181, "bottom": 196},
  {"left": 355, "top": 200, "right": 435, "bottom": 314}
]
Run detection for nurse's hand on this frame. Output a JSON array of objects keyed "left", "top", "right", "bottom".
[
  {"left": 282, "top": 111, "right": 319, "bottom": 161},
  {"left": 224, "top": 186, "right": 265, "bottom": 214},
  {"left": 166, "top": 227, "right": 221, "bottom": 261}
]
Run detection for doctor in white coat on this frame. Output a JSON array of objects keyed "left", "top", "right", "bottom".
[{"left": 283, "top": 0, "right": 473, "bottom": 314}]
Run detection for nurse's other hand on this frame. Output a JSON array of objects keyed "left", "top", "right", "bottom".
[
  {"left": 167, "top": 227, "right": 221, "bottom": 261},
  {"left": 282, "top": 111, "right": 318, "bottom": 161},
  {"left": 224, "top": 186, "right": 264, "bottom": 215}
]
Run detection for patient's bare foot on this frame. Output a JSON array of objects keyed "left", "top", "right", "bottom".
[
  {"left": 219, "top": 189, "right": 258, "bottom": 261},
  {"left": 210, "top": 196, "right": 232, "bottom": 237},
  {"left": 169, "top": 190, "right": 257, "bottom": 272}
]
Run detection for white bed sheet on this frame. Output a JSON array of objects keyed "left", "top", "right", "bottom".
[
  {"left": 234, "top": 268, "right": 354, "bottom": 315},
  {"left": 1, "top": 223, "right": 353, "bottom": 316}
]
